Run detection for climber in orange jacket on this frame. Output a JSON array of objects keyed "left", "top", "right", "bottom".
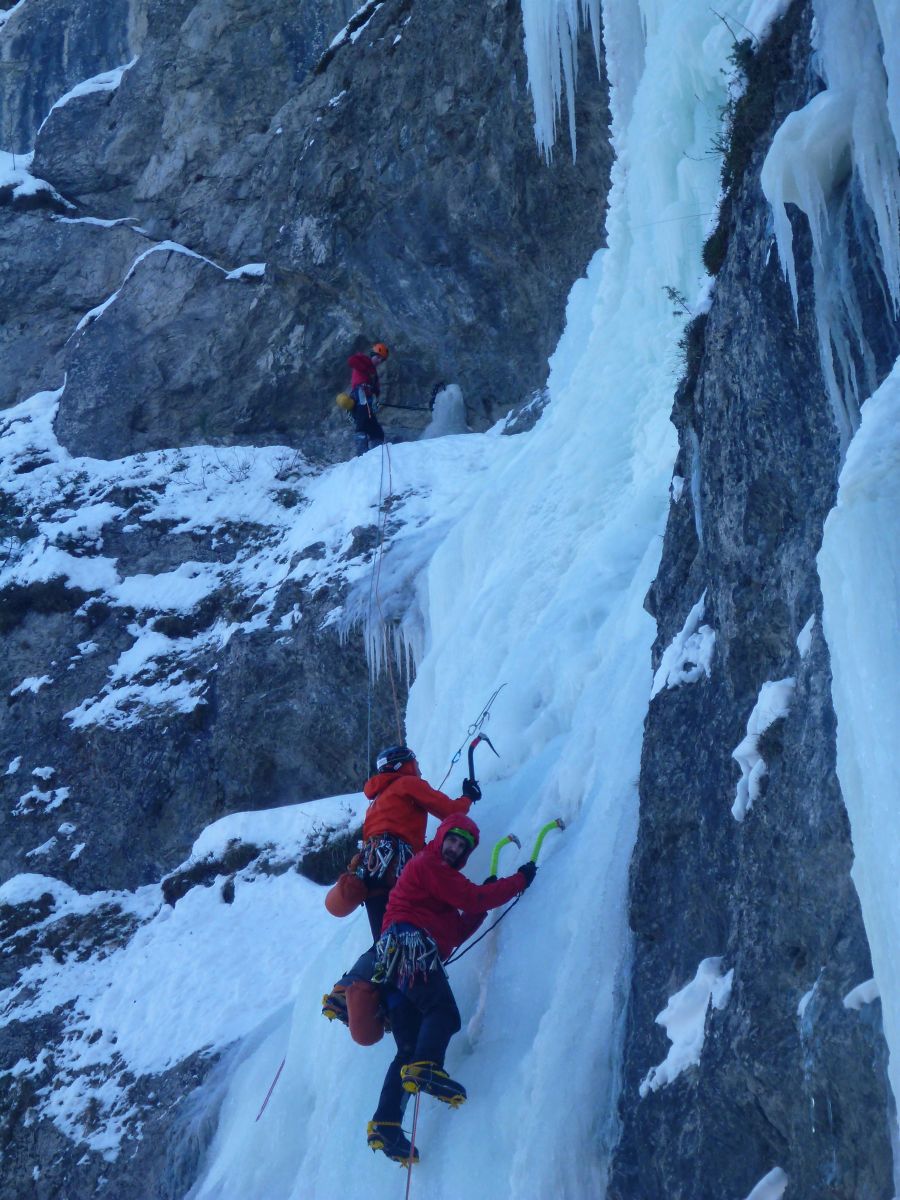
[{"left": 326, "top": 744, "right": 479, "bottom": 939}]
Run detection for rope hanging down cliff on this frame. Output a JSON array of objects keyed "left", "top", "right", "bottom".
[{"left": 366, "top": 441, "right": 404, "bottom": 766}]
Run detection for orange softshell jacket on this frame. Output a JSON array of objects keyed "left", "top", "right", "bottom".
[{"left": 362, "top": 763, "right": 471, "bottom": 852}]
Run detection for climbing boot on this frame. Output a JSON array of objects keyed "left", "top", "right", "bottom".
[
  {"left": 321, "top": 984, "right": 348, "bottom": 1025},
  {"left": 366, "top": 1120, "right": 420, "bottom": 1165},
  {"left": 400, "top": 1061, "right": 467, "bottom": 1108}
]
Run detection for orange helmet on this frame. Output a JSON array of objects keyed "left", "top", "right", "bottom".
[{"left": 372, "top": 342, "right": 389, "bottom": 360}]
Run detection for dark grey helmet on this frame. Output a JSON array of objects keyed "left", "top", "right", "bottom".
[{"left": 376, "top": 744, "right": 416, "bottom": 773}]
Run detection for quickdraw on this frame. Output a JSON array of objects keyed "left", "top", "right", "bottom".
[
  {"left": 437, "top": 685, "right": 507, "bottom": 789},
  {"left": 373, "top": 926, "right": 443, "bottom": 989},
  {"left": 357, "top": 833, "right": 413, "bottom": 884}
]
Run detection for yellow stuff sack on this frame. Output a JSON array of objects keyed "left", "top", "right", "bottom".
[{"left": 336, "top": 392, "right": 354, "bottom": 412}]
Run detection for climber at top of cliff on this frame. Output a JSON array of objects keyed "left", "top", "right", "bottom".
[{"left": 346, "top": 342, "right": 389, "bottom": 457}]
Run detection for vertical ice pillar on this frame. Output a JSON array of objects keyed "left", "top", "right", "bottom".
[{"left": 819, "top": 361, "right": 900, "bottom": 1135}]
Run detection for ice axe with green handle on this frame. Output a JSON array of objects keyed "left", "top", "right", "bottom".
[
  {"left": 488, "top": 833, "right": 521, "bottom": 877},
  {"left": 446, "top": 820, "right": 566, "bottom": 965},
  {"left": 487, "top": 819, "right": 564, "bottom": 876},
  {"left": 529, "top": 818, "right": 566, "bottom": 862}
]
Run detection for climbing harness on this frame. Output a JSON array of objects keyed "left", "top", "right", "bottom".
[
  {"left": 373, "top": 925, "right": 443, "bottom": 989},
  {"left": 437, "top": 685, "right": 507, "bottom": 789},
  {"left": 357, "top": 831, "right": 414, "bottom": 886}
]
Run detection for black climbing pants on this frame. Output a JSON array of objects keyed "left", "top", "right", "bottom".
[
  {"left": 364, "top": 888, "right": 390, "bottom": 942},
  {"left": 352, "top": 398, "right": 385, "bottom": 456},
  {"left": 372, "top": 971, "right": 461, "bottom": 1122}
]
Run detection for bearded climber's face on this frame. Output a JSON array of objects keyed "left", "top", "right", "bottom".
[{"left": 441, "top": 833, "right": 469, "bottom": 868}]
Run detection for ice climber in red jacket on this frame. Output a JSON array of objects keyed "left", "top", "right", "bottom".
[
  {"left": 347, "top": 342, "right": 388, "bottom": 456},
  {"left": 321, "top": 745, "right": 479, "bottom": 1039},
  {"left": 365, "top": 812, "right": 537, "bottom": 1164}
]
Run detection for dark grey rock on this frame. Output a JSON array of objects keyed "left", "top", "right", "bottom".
[
  {"left": 30, "top": 0, "right": 611, "bottom": 456},
  {"left": 29, "top": 0, "right": 359, "bottom": 235},
  {"left": 0, "top": 0, "right": 138, "bottom": 153},
  {"left": 52, "top": 247, "right": 290, "bottom": 458},
  {"left": 0, "top": 567, "right": 402, "bottom": 892},
  {"left": 609, "top": 5, "right": 897, "bottom": 1197},
  {"left": 0, "top": 211, "right": 145, "bottom": 408}
]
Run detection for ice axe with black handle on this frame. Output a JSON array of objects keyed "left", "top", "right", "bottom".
[{"left": 462, "top": 733, "right": 499, "bottom": 801}]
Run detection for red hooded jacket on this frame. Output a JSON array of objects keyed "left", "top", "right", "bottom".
[
  {"left": 382, "top": 813, "right": 526, "bottom": 960},
  {"left": 362, "top": 762, "right": 471, "bottom": 852},
  {"left": 348, "top": 353, "right": 381, "bottom": 398}
]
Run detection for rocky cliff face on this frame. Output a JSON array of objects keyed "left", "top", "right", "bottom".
[
  {"left": 609, "top": 4, "right": 898, "bottom": 1197},
  {"left": 0, "top": 2, "right": 611, "bottom": 1196},
  {"left": 0, "top": 0, "right": 139, "bottom": 153},
  {"left": 11, "top": 0, "right": 611, "bottom": 459},
  {"left": 0, "top": 0, "right": 610, "bottom": 889}
]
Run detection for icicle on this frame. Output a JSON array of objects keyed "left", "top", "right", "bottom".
[
  {"left": 761, "top": 0, "right": 900, "bottom": 447},
  {"left": 520, "top": 0, "right": 601, "bottom": 159}
]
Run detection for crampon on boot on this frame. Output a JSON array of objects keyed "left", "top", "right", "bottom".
[
  {"left": 366, "top": 1120, "right": 420, "bottom": 1165},
  {"left": 400, "top": 1061, "right": 467, "bottom": 1108},
  {"left": 321, "top": 984, "right": 348, "bottom": 1025}
]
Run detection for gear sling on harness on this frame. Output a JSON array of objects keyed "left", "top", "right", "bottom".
[
  {"left": 324, "top": 832, "right": 414, "bottom": 918},
  {"left": 373, "top": 924, "right": 443, "bottom": 990}
]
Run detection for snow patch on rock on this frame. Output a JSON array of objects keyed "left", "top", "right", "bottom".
[
  {"left": 743, "top": 1167, "right": 789, "bottom": 1200},
  {"left": 639, "top": 957, "right": 734, "bottom": 1096},
  {"left": 651, "top": 591, "right": 715, "bottom": 698},
  {"left": 36, "top": 58, "right": 139, "bottom": 137},
  {"left": 731, "top": 678, "right": 795, "bottom": 821},
  {"left": 844, "top": 978, "right": 880, "bottom": 1010}
]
